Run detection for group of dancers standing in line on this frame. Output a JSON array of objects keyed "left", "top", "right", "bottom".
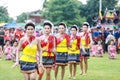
[{"left": 1, "top": 21, "right": 117, "bottom": 80}]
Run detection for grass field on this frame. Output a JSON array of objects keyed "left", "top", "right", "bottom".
[{"left": 0, "top": 54, "right": 120, "bottom": 80}]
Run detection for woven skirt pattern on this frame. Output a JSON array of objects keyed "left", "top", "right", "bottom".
[
  {"left": 80, "top": 49, "right": 90, "bottom": 57},
  {"left": 19, "top": 60, "right": 37, "bottom": 71},
  {"left": 42, "top": 56, "right": 54, "bottom": 66},
  {"left": 56, "top": 52, "right": 68, "bottom": 64},
  {"left": 68, "top": 54, "right": 80, "bottom": 63}
]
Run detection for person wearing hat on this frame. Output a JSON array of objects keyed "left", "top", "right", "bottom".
[
  {"left": 55, "top": 22, "right": 70, "bottom": 80},
  {"left": 79, "top": 22, "right": 93, "bottom": 75},
  {"left": 38, "top": 21, "right": 56, "bottom": 80},
  {"left": 12, "top": 22, "right": 43, "bottom": 80},
  {"left": 68, "top": 25, "right": 80, "bottom": 79}
]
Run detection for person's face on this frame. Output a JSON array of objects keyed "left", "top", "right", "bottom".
[
  {"left": 71, "top": 28, "right": 77, "bottom": 35},
  {"left": 44, "top": 25, "right": 51, "bottom": 34},
  {"left": 13, "top": 42, "right": 18, "bottom": 47},
  {"left": 58, "top": 25, "right": 66, "bottom": 34},
  {"left": 6, "top": 41, "right": 10, "bottom": 45},
  {"left": 110, "top": 41, "right": 114, "bottom": 45},
  {"left": 26, "top": 26, "right": 35, "bottom": 36},
  {"left": 82, "top": 25, "right": 88, "bottom": 32},
  {"left": 98, "top": 41, "right": 101, "bottom": 45}
]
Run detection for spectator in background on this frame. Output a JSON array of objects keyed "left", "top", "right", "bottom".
[
  {"left": 92, "top": 27, "right": 100, "bottom": 44},
  {"left": 0, "top": 28, "right": 5, "bottom": 47},
  {"left": 9, "top": 28, "right": 15, "bottom": 41},
  {"left": 3, "top": 40, "right": 12, "bottom": 60},
  {"left": 108, "top": 40, "right": 117, "bottom": 59},
  {"left": 105, "top": 33, "right": 116, "bottom": 44},
  {"left": 104, "top": 28, "right": 111, "bottom": 52},
  {"left": 96, "top": 40, "right": 104, "bottom": 57},
  {"left": 14, "top": 27, "right": 24, "bottom": 41},
  {"left": 4, "top": 28, "right": 10, "bottom": 41}
]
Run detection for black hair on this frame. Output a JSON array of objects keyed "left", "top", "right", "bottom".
[
  {"left": 83, "top": 24, "right": 89, "bottom": 28},
  {"left": 5, "top": 40, "right": 10, "bottom": 44},
  {"left": 43, "top": 22, "right": 52, "bottom": 29},
  {"left": 25, "top": 22, "right": 35, "bottom": 29},
  {"left": 58, "top": 22, "right": 66, "bottom": 28},
  {"left": 83, "top": 22, "right": 89, "bottom": 28},
  {"left": 110, "top": 40, "right": 114, "bottom": 42},
  {"left": 70, "top": 25, "right": 77, "bottom": 31}
]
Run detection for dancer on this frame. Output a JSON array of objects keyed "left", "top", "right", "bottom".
[
  {"left": 108, "top": 40, "right": 117, "bottom": 59},
  {"left": 55, "top": 22, "right": 70, "bottom": 80},
  {"left": 68, "top": 25, "right": 80, "bottom": 79},
  {"left": 80, "top": 22, "right": 93, "bottom": 75},
  {"left": 12, "top": 22, "right": 43, "bottom": 80},
  {"left": 38, "top": 21, "right": 56, "bottom": 80}
]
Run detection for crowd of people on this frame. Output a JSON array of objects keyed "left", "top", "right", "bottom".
[{"left": 0, "top": 21, "right": 120, "bottom": 80}]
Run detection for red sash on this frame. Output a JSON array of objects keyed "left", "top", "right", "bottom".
[
  {"left": 21, "top": 36, "right": 35, "bottom": 49},
  {"left": 57, "top": 33, "right": 70, "bottom": 47},
  {"left": 71, "top": 36, "right": 80, "bottom": 49},
  {"left": 82, "top": 32, "right": 90, "bottom": 46},
  {"left": 76, "top": 36, "right": 80, "bottom": 49},
  {"left": 41, "top": 35, "right": 55, "bottom": 57}
]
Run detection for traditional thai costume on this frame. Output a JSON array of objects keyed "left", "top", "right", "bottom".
[
  {"left": 56, "top": 33, "right": 70, "bottom": 65},
  {"left": 68, "top": 36, "right": 80, "bottom": 63},
  {"left": 41, "top": 35, "right": 55, "bottom": 68},
  {"left": 80, "top": 32, "right": 90, "bottom": 57},
  {"left": 19, "top": 36, "right": 38, "bottom": 71}
]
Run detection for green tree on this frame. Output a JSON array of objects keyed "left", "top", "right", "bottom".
[
  {"left": 79, "top": 0, "right": 119, "bottom": 25},
  {"left": 42, "top": 0, "right": 86, "bottom": 27},
  {"left": 16, "top": 12, "right": 28, "bottom": 23},
  {"left": 0, "top": 6, "right": 10, "bottom": 22}
]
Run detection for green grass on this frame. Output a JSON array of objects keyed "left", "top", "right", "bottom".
[{"left": 0, "top": 54, "right": 120, "bottom": 80}]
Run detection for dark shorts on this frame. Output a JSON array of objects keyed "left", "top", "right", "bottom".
[
  {"left": 56, "top": 52, "right": 68, "bottom": 64},
  {"left": 42, "top": 56, "right": 54, "bottom": 66},
  {"left": 80, "top": 49, "right": 90, "bottom": 57},
  {"left": 68, "top": 54, "right": 80, "bottom": 63},
  {"left": 19, "top": 60, "right": 37, "bottom": 71}
]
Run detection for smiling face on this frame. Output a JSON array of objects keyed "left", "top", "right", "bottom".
[
  {"left": 58, "top": 25, "right": 66, "bottom": 34},
  {"left": 44, "top": 25, "right": 51, "bottom": 35},
  {"left": 26, "top": 26, "right": 35, "bottom": 36}
]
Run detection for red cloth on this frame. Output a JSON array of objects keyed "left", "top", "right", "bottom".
[
  {"left": 41, "top": 35, "right": 55, "bottom": 57},
  {"left": 57, "top": 33, "right": 70, "bottom": 47},
  {"left": 83, "top": 32, "right": 90, "bottom": 46},
  {"left": 14, "top": 31, "right": 23, "bottom": 41},
  {"left": 21, "top": 36, "right": 35, "bottom": 49},
  {"left": 76, "top": 36, "right": 80, "bottom": 49}
]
